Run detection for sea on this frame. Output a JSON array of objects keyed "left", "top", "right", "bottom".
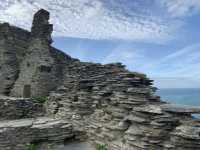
[
  {"left": 156, "top": 88, "right": 200, "bottom": 118},
  {"left": 156, "top": 88, "right": 200, "bottom": 106}
]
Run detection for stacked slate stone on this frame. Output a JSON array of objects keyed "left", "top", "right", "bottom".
[
  {"left": 0, "top": 23, "right": 19, "bottom": 95},
  {"left": 0, "top": 9, "right": 72, "bottom": 97},
  {"left": 0, "top": 21, "right": 31, "bottom": 96},
  {"left": 0, "top": 96, "right": 75, "bottom": 150},
  {"left": 47, "top": 61, "right": 200, "bottom": 150},
  {"left": 0, "top": 117, "right": 74, "bottom": 150},
  {"left": 0, "top": 96, "right": 44, "bottom": 120}
]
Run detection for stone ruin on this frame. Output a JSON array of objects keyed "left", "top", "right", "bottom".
[{"left": 0, "top": 9, "right": 200, "bottom": 150}]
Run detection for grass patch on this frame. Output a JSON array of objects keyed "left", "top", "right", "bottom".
[
  {"left": 96, "top": 144, "right": 108, "bottom": 150},
  {"left": 32, "top": 96, "right": 48, "bottom": 104},
  {"left": 131, "top": 72, "right": 147, "bottom": 79},
  {"left": 25, "top": 144, "right": 37, "bottom": 150}
]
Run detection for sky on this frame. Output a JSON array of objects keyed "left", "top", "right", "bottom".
[{"left": 0, "top": 0, "right": 200, "bottom": 88}]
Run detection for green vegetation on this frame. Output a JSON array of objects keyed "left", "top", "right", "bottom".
[
  {"left": 132, "top": 72, "right": 147, "bottom": 79},
  {"left": 25, "top": 144, "right": 37, "bottom": 150},
  {"left": 32, "top": 96, "right": 48, "bottom": 104},
  {"left": 96, "top": 144, "right": 108, "bottom": 150},
  {"left": 149, "top": 145, "right": 156, "bottom": 150}
]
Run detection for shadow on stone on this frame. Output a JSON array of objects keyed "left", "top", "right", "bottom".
[{"left": 23, "top": 84, "right": 31, "bottom": 98}]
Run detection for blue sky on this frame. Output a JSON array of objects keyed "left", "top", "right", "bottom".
[{"left": 1, "top": 0, "right": 200, "bottom": 88}]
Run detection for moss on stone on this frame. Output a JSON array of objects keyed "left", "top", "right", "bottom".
[
  {"left": 32, "top": 96, "right": 48, "bottom": 104},
  {"left": 96, "top": 144, "right": 108, "bottom": 150}
]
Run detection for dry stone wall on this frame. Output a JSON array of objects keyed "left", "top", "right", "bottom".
[
  {"left": 0, "top": 96, "right": 75, "bottom": 150},
  {"left": 0, "top": 117, "right": 74, "bottom": 150},
  {"left": 0, "top": 96, "right": 44, "bottom": 120},
  {"left": 47, "top": 63, "right": 200, "bottom": 150}
]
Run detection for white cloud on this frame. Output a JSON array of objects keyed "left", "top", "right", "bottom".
[
  {"left": 0, "top": 0, "right": 176, "bottom": 42},
  {"left": 158, "top": 0, "right": 200, "bottom": 18}
]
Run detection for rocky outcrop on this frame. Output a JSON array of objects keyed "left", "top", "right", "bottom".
[{"left": 0, "top": 9, "right": 200, "bottom": 150}]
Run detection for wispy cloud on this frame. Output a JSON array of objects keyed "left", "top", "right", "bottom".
[
  {"left": 102, "top": 43, "right": 200, "bottom": 88},
  {"left": 141, "top": 43, "right": 200, "bottom": 78},
  {"left": 0, "top": 0, "right": 177, "bottom": 42},
  {"left": 158, "top": 0, "right": 200, "bottom": 18},
  {"left": 154, "top": 77, "right": 200, "bottom": 88},
  {"left": 102, "top": 42, "right": 200, "bottom": 80},
  {"left": 101, "top": 44, "right": 147, "bottom": 71}
]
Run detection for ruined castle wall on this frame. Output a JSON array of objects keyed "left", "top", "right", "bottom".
[
  {"left": 10, "top": 26, "right": 30, "bottom": 62},
  {"left": 0, "top": 23, "right": 32, "bottom": 96},
  {"left": 0, "top": 23, "right": 30, "bottom": 62},
  {"left": 0, "top": 24, "right": 21, "bottom": 95},
  {"left": 11, "top": 39, "right": 55, "bottom": 97},
  {"left": 0, "top": 10, "right": 73, "bottom": 97}
]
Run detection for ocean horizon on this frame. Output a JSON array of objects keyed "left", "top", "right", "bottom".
[{"left": 156, "top": 88, "right": 200, "bottom": 106}]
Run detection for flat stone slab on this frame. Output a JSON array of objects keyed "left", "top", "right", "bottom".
[
  {"left": 0, "top": 117, "right": 74, "bottom": 150},
  {"left": 161, "top": 104, "right": 200, "bottom": 114},
  {"left": 173, "top": 124, "right": 200, "bottom": 140},
  {"left": 60, "top": 142, "right": 95, "bottom": 150}
]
